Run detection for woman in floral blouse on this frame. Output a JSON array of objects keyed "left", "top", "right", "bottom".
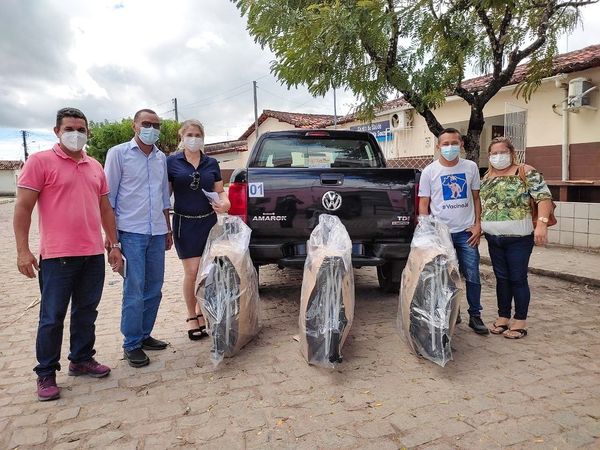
[{"left": 480, "top": 137, "right": 553, "bottom": 339}]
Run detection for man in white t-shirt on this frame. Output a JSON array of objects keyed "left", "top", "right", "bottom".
[{"left": 418, "top": 128, "right": 489, "bottom": 334}]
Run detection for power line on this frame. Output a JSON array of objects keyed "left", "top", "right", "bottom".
[
  {"left": 179, "top": 84, "right": 251, "bottom": 110},
  {"left": 178, "top": 88, "right": 253, "bottom": 111},
  {"left": 149, "top": 99, "right": 172, "bottom": 110},
  {"left": 178, "top": 74, "right": 270, "bottom": 109},
  {"left": 258, "top": 86, "right": 289, "bottom": 101}
]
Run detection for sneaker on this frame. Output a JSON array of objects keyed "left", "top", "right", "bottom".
[
  {"left": 141, "top": 336, "right": 168, "bottom": 350},
  {"left": 68, "top": 359, "right": 111, "bottom": 378},
  {"left": 124, "top": 348, "right": 150, "bottom": 368},
  {"left": 37, "top": 375, "right": 60, "bottom": 401},
  {"left": 469, "top": 315, "right": 490, "bottom": 335}
]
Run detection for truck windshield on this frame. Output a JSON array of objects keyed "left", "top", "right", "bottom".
[{"left": 255, "top": 138, "right": 380, "bottom": 168}]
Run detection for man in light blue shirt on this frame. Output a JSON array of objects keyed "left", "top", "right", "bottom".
[{"left": 104, "top": 108, "right": 173, "bottom": 368}]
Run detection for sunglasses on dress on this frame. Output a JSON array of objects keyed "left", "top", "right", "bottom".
[{"left": 189, "top": 172, "right": 201, "bottom": 191}]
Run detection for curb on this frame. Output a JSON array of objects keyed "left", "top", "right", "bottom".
[{"left": 481, "top": 256, "right": 600, "bottom": 288}]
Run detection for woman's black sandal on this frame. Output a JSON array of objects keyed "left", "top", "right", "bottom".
[
  {"left": 186, "top": 316, "right": 208, "bottom": 340},
  {"left": 504, "top": 329, "right": 527, "bottom": 339},
  {"left": 490, "top": 322, "right": 510, "bottom": 335}
]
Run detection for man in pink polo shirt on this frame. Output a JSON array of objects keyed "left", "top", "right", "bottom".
[{"left": 13, "top": 107, "right": 123, "bottom": 402}]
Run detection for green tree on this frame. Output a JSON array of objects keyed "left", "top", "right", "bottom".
[
  {"left": 87, "top": 118, "right": 181, "bottom": 165},
  {"left": 234, "top": 0, "right": 597, "bottom": 162}
]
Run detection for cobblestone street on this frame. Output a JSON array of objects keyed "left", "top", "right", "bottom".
[{"left": 1, "top": 200, "right": 599, "bottom": 449}]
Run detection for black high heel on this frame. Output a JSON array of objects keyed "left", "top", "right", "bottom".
[{"left": 186, "top": 316, "right": 208, "bottom": 340}]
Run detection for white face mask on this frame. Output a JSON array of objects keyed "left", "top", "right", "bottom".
[
  {"left": 440, "top": 144, "right": 460, "bottom": 161},
  {"left": 60, "top": 131, "right": 87, "bottom": 152},
  {"left": 183, "top": 136, "right": 204, "bottom": 153},
  {"left": 138, "top": 126, "right": 161, "bottom": 146},
  {"left": 489, "top": 153, "right": 512, "bottom": 170}
]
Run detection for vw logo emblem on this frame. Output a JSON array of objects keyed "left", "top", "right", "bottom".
[{"left": 322, "top": 191, "right": 342, "bottom": 211}]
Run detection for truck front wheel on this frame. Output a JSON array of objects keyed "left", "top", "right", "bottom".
[{"left": 377, "top": 260, "right": 405, "bottom": 293}]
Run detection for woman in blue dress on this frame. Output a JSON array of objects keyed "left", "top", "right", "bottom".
[{"left": 167, "top": 120, "right": 230, "bottom": 340}]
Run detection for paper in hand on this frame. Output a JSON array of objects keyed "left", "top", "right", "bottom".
[
  {"left": 118, "top": 255, "right": 127, "bottom": 279},
  {"left": 202, "top": 189, "right": 221, "bottom": 206}
]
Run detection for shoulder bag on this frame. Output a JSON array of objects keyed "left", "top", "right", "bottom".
[{"left": 518, "top": 165, "right": 557, "bottom": 227}]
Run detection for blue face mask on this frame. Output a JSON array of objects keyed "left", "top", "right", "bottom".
[
  {"left": 138, "top": 126, "right": 160, "bottom": 145},
  {"left": 440, "top": 144, "right": 460, "bottom": 161}
]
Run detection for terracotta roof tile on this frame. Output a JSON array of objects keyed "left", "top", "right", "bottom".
[
  {"left": 205, "top": 140, "right": 247, "bottom": 155},
  {"left": 0, "top": 160, "right": 23, "bottom": 170},
  {"left": 236, "top": 45, "right": 600, "bottom": 133},
  {"left": 239, "top": 110, "right": 335, "bottom": 139},
  {"left": 460, "top": 44, "right": 600, "bottom": 92}
]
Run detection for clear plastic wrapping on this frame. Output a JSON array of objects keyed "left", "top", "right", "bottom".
[
  {"left": 195, "top": 215, "right": 260, "bottom": 366},
  {"left": 397, "top": 216, "right": 462, "bottom": 367},
  {"left": 299, "top": 214, "right": 355, "bottom": 368}
]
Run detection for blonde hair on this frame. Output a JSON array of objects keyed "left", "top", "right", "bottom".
[
  {"left": 488, "top": 136, "right": 518, "bottom": 166},
  {"left": 177, "top": 119, "right": 205, "bottom": 151},
  {"left": 178, "top": 119, "right": 205, "bottom": 138}
]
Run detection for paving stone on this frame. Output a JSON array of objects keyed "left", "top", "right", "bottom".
[
  {"left": 86, "top": 430, "right": 125, "bottom": 448},
  {"left": 119, "top": 373, "right": 160, "bottom": 389},
  {"left": 443, "top": 418, "right": 476, "bottom": 437},
  {"left": 194, "top": 433, "right": 246, "bottom": 450},
  {"left": 104, "top": 439, "right": 140, "bottom": 450},
  {"left": 10, "top": 426, "right": 48, "bottom": 446},
  {"left": 230, "top": 409, "right": 268, "bottom": 433},
  {"left": 50, "top": 406, "right": 81, "bottom": 423},
  {"left": 12, "top": 411, "right": 49, "bottom": 427},
  {"left": 563, "top": 427, "right": 597, "bottom": 447},
  {"left": 175, "top": 413, "right": 211, "bottom": 429},
  {"left": 51, "top": 441, "right": 82, "bottom": 450},
  {"left": 142, "top": 431, "right": 181, "bottom": 448},
  {"left": 481, "top": 419, "right": 533, "bottom": 446},
  {"left": 354, "top": 419, "right": 396, "bottom": 439},
  {"left": 0, "top": 405, "right": 23, "bottom": 418},
  {"left": 128, "top": 419, "right": 173, "bottom": 438},
  {"left": 0, "top": 201, "right": 599, "bottom": 448},
  {"left": 517, "top": 417, "right": 563, "bottom": 437},
  {"left": 453, "top": 431, "right": 501, "bottom": 449},
  {"left": 399, "top": 426, "right": 443, "bottom": 448},
  {"left": 188, "top": 423, "right": 227, "bottom": 442},
  {"left": 53, "top": 417, "right": 112, "bottom": 440}
]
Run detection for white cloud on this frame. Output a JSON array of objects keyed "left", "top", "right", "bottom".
[
  {"left": 0, "top": 0, "right": 597, "bottom": 161},
  {"left": 186, "top": 32, "right": 227, "bottom": 51}
]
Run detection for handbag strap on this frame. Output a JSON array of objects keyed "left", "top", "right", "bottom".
[{"left": 517, "top": 164, "right": 527, "bottom": 185}]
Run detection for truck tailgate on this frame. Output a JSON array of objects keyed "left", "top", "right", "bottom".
[{"left": 247, "top": 167, "right": 416, "bottom": 240}]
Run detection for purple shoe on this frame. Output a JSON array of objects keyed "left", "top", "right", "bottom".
[
  {"left": 37, "top": 376, "right": 60, "bottom": 401},
  {"left": 68, "top": 359, "right": 111, "bottom": 378}
]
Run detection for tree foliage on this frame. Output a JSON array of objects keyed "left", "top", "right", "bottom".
[
  {"left": 87, "top": 118, "right": 180, "bottom": 165},
  {"left": 234, "top": 0, "right": 597, "bottom": 162}
]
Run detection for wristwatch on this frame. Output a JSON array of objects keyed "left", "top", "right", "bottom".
[
  {"left": 110, "top": 242, "right": 122, "bottom": 250},
  {"left": 537, "top": 217, "right": 549, "bottom": 224}
]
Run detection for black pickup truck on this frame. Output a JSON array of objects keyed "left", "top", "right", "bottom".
[{"left": 227, "top": 129, "right": 419, "bottom": 292}]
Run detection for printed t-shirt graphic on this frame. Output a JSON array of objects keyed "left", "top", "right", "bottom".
[{"left": 440, "top": 173, "right": 468, "bottom": 201}]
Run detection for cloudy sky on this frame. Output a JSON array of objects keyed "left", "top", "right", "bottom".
[{"left": 1, "top": 0, "right": 599, "bottom": 160}]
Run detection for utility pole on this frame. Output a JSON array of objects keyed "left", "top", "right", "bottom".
[
  {"left": 253, "top": 81, "right": 259, "bottom": 138},
  {"left": 333, "top": 87, "right": 337, "bottom": 128},
  {"left": 172, "top": 98, "right": 179, "bottom": 123},
  {"left": 21, "top": 130, "right": 29, "bottom": 161}
]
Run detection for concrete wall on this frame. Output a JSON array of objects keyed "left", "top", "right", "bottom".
[
  {"left": 211, "top": 151, "right": 247, "bottom": 171},
  {"left": 549, "top": 201, "right": 600, "bottom": 249},
  {"left": 246, "top": 117, "right": 299, "bottom": 158},
  {"left": 0, "top": 170, "right": 18, "bottom": 196},
  {"left": 336, "top": 67, "right": 600, "bottom": 177}
]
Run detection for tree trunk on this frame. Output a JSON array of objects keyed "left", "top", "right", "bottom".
[{"left": 463, "top": 104, "right": 486, "bottom": 163}]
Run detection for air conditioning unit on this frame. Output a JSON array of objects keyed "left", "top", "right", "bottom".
[
  {"left": 390, "top": 112, "right": 406, "bottom": 131},
  {"left": 568, "top": 78, "right": 596, "bottom": 110}
]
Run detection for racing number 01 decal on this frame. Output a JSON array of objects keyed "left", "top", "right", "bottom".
[{"left": 248, "top": 182, "right": 264, "bottom": 198}]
